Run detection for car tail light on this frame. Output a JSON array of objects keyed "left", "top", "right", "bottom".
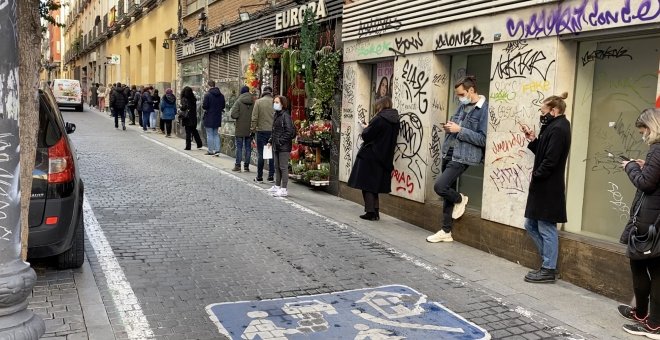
[
  {"left": 45, "top": 216, "right": 58, "bottom": 225},
  {"left": 48, "top": 136, "right": 74, "bottom": 184}
]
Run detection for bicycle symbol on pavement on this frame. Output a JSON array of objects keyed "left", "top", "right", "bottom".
[{"left": 206, "top": 285, "right": 490, "bottom": 339}]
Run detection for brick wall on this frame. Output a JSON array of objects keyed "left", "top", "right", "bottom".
[{"left": 183, "top": 0, "right": 289, "bottom": 37}]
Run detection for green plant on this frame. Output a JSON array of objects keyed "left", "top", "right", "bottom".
[
  {"left": 292, "top": 163, "right": 307, "bottom": 175},
  {"left": 300, "top": 9, "right": 319, "bottom": 98},
  {"left": 281, "top": 49, "right": 301, "bottom": 86},
  {"left": 253, "top": 43, "right": 284, "bottom": 68},
  {"left": 312, "top": 49, "right": 341, "bottom": 119}
]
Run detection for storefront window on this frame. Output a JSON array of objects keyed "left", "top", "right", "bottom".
[
  {"left": 567, "top": 36, "right": 660, "bottom": 241},
  {"left": 446, "top": 53, "right": 491, "bottom": 209}
]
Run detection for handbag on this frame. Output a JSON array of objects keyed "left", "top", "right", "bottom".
[{"left": 627, "top": 194, "right": 660, "bottom": 260}]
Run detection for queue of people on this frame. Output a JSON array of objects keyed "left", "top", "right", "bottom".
[{"left": 94, "top": 75, "right": 660, "bottom": 338}]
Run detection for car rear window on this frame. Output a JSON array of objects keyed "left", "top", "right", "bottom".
[{"left": 38, "top": 94, "right": 62, "bottom": 148}]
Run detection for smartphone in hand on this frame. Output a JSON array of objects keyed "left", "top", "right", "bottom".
[{"left": 605, "top": 149, "right": 630, "bottom": 161}]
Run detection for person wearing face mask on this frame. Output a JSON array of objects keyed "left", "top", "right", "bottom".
[
  {"left": 618, "top": 108, "right": 660, "bottom": 338},
  {"left": 267, "top": 96, "right": 296, "bottom": 197},
  {"left": 427, "top": 76, "right": 488, "bottom": 243},
  {"left": 519, "top": 92, "right": 571, "bottom": 283}
]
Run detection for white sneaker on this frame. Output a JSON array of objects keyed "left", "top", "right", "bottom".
[
  {"left": 273, "top": 188, "right": 288, "bottom": 197},
  {"left": 452, "top": 193, "right": 468, "bottom": 219},
  {"left": 426, "top": 230, "right": 453, "bottom": 243},
  {"left": 267, "top": 186, "right": 280, "bottom": 193}
]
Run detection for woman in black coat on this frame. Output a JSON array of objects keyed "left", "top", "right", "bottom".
[
  {"left": 521, "top": 92, "right": 571, "bottom": 283},
  {"left": 267, "top": 95, "right": 295, "bottom": 198},
  {"left": 619, "top": 108, "right": 660, "bottom": 338},
  {"left": 179, "top": 86, "right": 202, "bottom": 150},
  {"left": 347, "top": 96, "right": 400, "bottom": 221}
]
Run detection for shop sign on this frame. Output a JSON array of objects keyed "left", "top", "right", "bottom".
[
  {"left": 275, "top": 0, "right": 328, "bottom": 31},
  {"left": 209, "top": 31, "right": 231, "bottom": 49},
  {"left": 182, "top": 42, "right": 196, "bottom": 57}
]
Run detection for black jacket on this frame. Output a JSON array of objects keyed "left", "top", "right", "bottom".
[
  {"left": 347, "top": 108, "right": 401, "bottom": 193},
  {"left": 180, "top": 96, "right": 198, "bottom": 127},
  {"left": 525, "top": 115, "right": 571, "bottom": 223},
  {"left": 270, "top": 109, "right": 295, "bottom": 152},
  {"left": 620, "top": 143, "right": 660, "bottom": 243},
  {"left": 109, "top": 88, "right": 127, "bottom": 110}
]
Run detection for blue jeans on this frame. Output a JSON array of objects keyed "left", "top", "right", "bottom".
[
  {"left": 235, "top": 136, "right": 252, "bottom": 168},
  {"left": 256, "top": 131, "right": 274, "bottom": 180},
  {"left": 142, "top": 112, "right": 151, "bottom": 130},
  {"left": 150, "top": 110, "right": 157, "bottom": 129},
  {"left": 524, "top": 218, "right": 558, "bottom": 270},
  {"left": 206, "top": 127, "right": 220, "bottom": 153}
]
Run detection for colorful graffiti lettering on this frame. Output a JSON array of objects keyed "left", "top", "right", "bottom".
[
  {"left": 391, "top": 169, "right": 415, "bottom": 194},
  {"left": 357, "top": 42, "right": 392, "bottom": 57},
  {"left": 506, "top": 0, "right": 660, "bottom": 39}
]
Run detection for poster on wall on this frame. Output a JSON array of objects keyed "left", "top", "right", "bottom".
[{"left": 372, "top": 61, "right": 394, "bottom": 119}]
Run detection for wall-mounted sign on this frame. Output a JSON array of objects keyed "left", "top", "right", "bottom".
[
  {"left": 182, "top": 42, "right": 196, "bottom": 57},
  {"left": 275, "top": 0, "right": 328, "bottom": 31},
  {"left": 209, "top": 31, "right": 231, "bottom": 50},
  {"left": 108, "top": 54, "right": 120, "bottom": 65}
]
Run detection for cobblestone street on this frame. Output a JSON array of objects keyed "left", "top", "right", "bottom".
[{"left": 28, "top": 107, "right": 626, "bottom": 339}]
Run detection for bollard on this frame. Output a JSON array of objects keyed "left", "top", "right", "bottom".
[{"left": 0, "top": 0, "right": 46, "bottom": 338}]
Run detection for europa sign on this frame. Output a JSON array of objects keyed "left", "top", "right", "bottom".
[
  {"left": 209, "top": 31, "right": 230, "bottom": 49},
  {"left": 275, "top": 0, "right": 328, "bottom": 31}
]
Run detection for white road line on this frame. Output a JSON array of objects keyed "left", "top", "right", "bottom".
[
  {"left": 143, "top": 135, "right": 584, "bottom": 339},
  {"left": 83, "top": 197, "right": 154, "bottom": 339}
]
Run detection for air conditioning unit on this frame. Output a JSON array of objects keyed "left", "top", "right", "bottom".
[{"left": 90, "top": 52, "right": 97, "bottom": 62}]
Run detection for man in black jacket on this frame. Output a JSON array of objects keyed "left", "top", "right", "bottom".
[
  {"left": 109, "top": 82, "right": 128, "bottom": 130},
  {"left": 522, "top": 92, "right": 571, "bottom": 283}
]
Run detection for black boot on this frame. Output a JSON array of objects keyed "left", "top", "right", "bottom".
[
  {"left": 524, "top": 268, "right": 556, "bottom": 283},
  {"left": 360, "top": 212, "right": 378, "bottom": 221},
  {"left": 375, "top": 209, "right": 380, "bottom": 221}
]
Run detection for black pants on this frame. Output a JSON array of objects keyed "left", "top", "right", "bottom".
[
  {"left": 161, "top": 119, "right": 173, "bottom": 135},
  {"left": 362, "top": 191, "right": 379, "bottom": 213},
  {"left": 113, "top": 108, "right": 125, "bottom": 128},
  {"left": 185, "top": 125, "right": 202, "bottom": 149},
  {"left": 631, "top": 258, "right": 660, "bottom": 326},
  {"left": 137, "top": 110, "right": 143, "bottom": 126},
  {"left": 433, "top": 159, "right": 468, "bottom": 232}
]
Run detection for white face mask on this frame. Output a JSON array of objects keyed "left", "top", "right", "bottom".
[
  {"left": 273, "top": 103, "right": 282, "bottom": 111},
  {"left": 458, "top": 95, "right": 471, "bottom": 105}
]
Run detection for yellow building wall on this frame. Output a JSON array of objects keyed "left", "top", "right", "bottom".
[{"left": 104, "top": 0, "right": 177, "bottom": 89}]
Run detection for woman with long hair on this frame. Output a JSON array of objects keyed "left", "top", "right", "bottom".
[
  {"left": 347, "top": 96, "right": 400, "bottom": 220},
  {"left": 180, "top": 86, "right": 203, "bottom": 150},
  {"left": 619, "top": 108, "right": 660, "bottom": 338},
  {"left": 267, "top": 95, "right": 295, "bottom": 197}
]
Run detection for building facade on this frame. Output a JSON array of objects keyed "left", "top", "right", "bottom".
[
  {"left": 63, "top": 0, "right": 178, "bottom": 99},
  {"left": 340, "top": 0, "right": 660, "bottom": 301},
  {"left": 175, "top": 0, "right": 343, "bottom": 156}
]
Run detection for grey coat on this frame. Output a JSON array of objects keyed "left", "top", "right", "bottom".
[{"left": 230, "top": 92, "right": 255, "bottom": 137}]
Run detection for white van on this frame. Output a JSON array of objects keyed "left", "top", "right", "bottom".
[{"left": 52, "top": 79, "right": 83, "bottom": 111}]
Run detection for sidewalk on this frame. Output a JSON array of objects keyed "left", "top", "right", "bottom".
[
  {"left": 118, "top": 113, "right": 625, "bottom": 339},
  {"left": 29, "top": 257, "right": 114, "bottom": 340}
]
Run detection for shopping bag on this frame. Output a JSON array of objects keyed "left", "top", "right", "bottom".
[{"left": 263, "top": 145, "right": 273, "bottom": 160}]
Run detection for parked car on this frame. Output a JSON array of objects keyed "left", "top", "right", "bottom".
[
  {"left": 27, "top": 86, "right": 85, "bottom": 269},
  {"left": 52, "top": 78, "right": 84, "bottom": 112}
]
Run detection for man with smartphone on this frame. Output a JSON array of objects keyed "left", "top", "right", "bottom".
[
  {"left": 520, "top": 92, "right": 571, "bottom": 283},
  {"left": 426, "top": 76, "right": 489, "bottom": 243}
]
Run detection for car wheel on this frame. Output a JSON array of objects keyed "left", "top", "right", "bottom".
[{"left": 57, "top": 207, "right": 85, "bottom": 269}]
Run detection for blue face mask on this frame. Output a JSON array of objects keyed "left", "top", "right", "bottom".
[{"left": 273, "top": 103, "right": 282, "bottom": 111}]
